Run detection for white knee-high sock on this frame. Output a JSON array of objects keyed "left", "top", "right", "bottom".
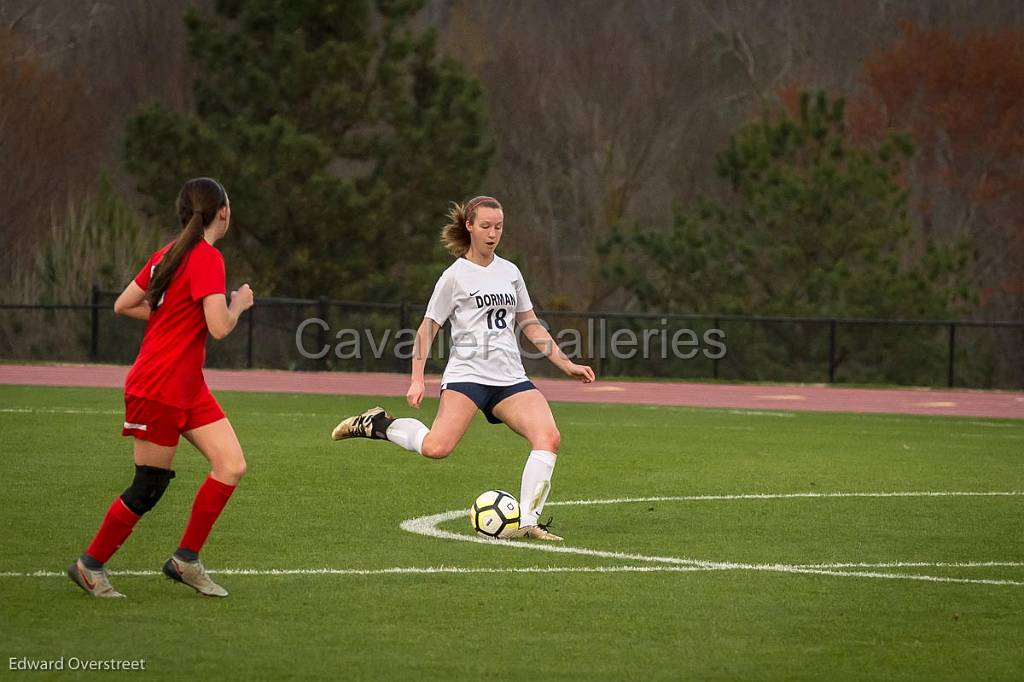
[
  {"left": 385, "top": 418, "right": 429, "bottom": 454},
  {"left": 520, "top": 450, "right": 556, "bottom": 526}
]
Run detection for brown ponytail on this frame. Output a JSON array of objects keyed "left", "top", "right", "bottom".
[
  {"left": 146, "top": 177, "right": 227, "bottom": 309},
  {"left": 440, "top": 196, "right": 501, "bottom": 257}
]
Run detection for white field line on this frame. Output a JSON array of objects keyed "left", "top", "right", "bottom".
[
  {"left": 1, "top": 565, "right": 709, "bottom": 579},
  {"left": 8, "top": 408, "right": 1021, "bottom": 441},
  {"left": 757, "top": 567, "right": 1023, "bottom": 587},
  {"left": 562, "top": 420, "right": 756, "bottom": 431},
  {"left": 6, "top": 562, "right": 1021, "bottom": 586},
  {"left": 966, "top": 421, "right": 1019, "bottom": 428},
  {"left": 813, "top": 427, "right": 1024, "bottom": 440},
  {"left": 5, "top": 406, "right": 1022, "bottom": 432},
  {"left": 0, "top": 407, "right": 120, "bottom": 415},
  {"left": 400, "top": 492, "right": 1024, "bottom": 588},
  {"left": 636, "top": 406, "right": 798, "bottom": 418},
  {"left": 0, "top": 407, "right": 782, "bottom": 419},
  {"left": 549, "top": 491, "right": 1024, "bottom": 506},
  {"left": 790, "top": 561, "right": 1024, "bottom": 569},
  {"left": 956, "top": 433, "right": 1024, "bottom": 440},
  {"left": 652, "top": 406, "right": 1023, "bottom": 427},
  {"left": 3, "top": 493, "right": 1020, "bottom": 586},
  {"left": 0, "top": 406, "right": 324, "bottom": 419}
]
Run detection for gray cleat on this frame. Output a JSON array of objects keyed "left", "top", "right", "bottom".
[
  {"left": 162, "top": 556, "right": 228, "bottom": 597},
  {"left": 67, "top": 559, "right": 126, "bottom": 598}
]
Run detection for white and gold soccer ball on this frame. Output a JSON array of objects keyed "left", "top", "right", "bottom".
[{"left": 469, "top": 490, "right": 521, "bottom": 538}]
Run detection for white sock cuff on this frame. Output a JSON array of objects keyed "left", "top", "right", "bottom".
[
  {"left": 529, "top": 449, "right": 557, "bottom": 466},
  {"left": 385, "top": 418, "right": 430, "bottom": 455},
  {"left": 411, "top": 423, "right": 428, "bottom": 454}
]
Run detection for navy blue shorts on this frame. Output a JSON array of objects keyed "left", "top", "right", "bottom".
[{"left": 442, "top": 381, "right": 537, "bottom": 424}]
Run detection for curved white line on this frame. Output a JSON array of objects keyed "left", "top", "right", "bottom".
[
  {"left": 400, "top": 491, "right": 1024, "bottom": 587},
  {"left": 791, "top": 561, "right": 1024, "bottom": 569}
]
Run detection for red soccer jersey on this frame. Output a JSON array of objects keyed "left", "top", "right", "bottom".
[{"left": 124, "top": 239, "right": 226, "bottom": 408}]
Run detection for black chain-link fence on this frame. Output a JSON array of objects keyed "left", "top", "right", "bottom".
[{"left": 1, "top": 287, "right": 1021, "bottom": 389}]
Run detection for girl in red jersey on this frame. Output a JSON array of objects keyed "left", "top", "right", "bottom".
[{"left": 68, "top": 177, "right": 253, "bottom": 598}]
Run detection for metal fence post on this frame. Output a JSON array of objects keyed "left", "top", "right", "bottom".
[
  {"left": 397, "top": 302, "right": 409, "bottom": 372},
  {"left": 712, "top": 317, "right": 720, "bottom": 380},
  {"left": 947, "top": 323, "right": 956, "bottom": 387},
  {"left": 246, "top": 305, "right": 255, "bottom": 369},
  {"left": 828, "top": 319, "right": 837, "bottom": 383},
  {"left": 317, "top": 296, "right": 330, "bottom": 368},
  {"left": 89, "top": 284, "right": 100, "bottom": 361}
]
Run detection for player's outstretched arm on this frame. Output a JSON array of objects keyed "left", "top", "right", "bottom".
[
  {"left": 407, "top": 318, "right": 441, "bottom": 408},
  {"left": 113, "top": 281, "right": 151, "bottom": 321},
  {"left": 203, "top": 284, "right": 254, "bottom": 340},
  {"left": 516, "top": 309, "right": 595, "bottom": 383}
]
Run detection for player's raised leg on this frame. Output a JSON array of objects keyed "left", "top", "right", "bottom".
[
  {"left": 163, "top": 417, "right": 246, "bottom": 597},
  {"left": 332, "top": 389, "right": 478, "bottom": 459},
  {"left": 417, "top": 389, "right": 478, "bottom": 458},
  {"left": 69, "top": 438, "right": 177, "bottom": 598},
  {"left": 490, "top": 389, "right": 563, "bottom": 541}
]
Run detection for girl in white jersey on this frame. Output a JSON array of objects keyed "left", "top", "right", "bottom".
[{"left": 331, "top": 196, "right": 595, "bottom": 540}]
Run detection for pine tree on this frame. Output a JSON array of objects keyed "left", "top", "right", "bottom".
[
  {"left": 605, "top": 91, "right": 970, "bottom": 319},
  {"left": 602, "top": 92, "right": 973, "bottom": 384},
  {"left": 125, "top": 0, "right": 492, "bottom": 300}
]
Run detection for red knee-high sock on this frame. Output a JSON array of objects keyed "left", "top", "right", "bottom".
[
  {"left": 84, "top": 498, "right": 141, "bottom": 564},
  {"left": 178, "top": 475, "right": 237, "bottom": 554}
]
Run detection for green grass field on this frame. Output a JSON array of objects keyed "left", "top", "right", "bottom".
[{"left": 1, "top": 384, "right": 1023, "bottom": 680}]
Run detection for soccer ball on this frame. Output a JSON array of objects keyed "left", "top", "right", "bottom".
[{"left": 469, "top": 490, "right": 520, "bottom": 538}]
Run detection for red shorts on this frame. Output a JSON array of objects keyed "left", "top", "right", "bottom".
[{"left": 122, "top": 390, "right": 225, "bottom": 447}]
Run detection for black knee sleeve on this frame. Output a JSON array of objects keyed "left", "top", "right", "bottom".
[{"left": 120, "top": 465, "right": 175, "bottom": 516}]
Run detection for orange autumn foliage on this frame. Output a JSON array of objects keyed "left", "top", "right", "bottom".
[{"left": 847, "top": 22, "right": 1024, "bottom": 314}]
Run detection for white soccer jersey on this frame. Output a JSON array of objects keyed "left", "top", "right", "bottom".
[{"left": 424, "top": 255, "right": 534, "bottom": 386}]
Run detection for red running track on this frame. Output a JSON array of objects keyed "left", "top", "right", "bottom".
[{"left": 1, "top": 363, "right": 1022, "bottom": 419}]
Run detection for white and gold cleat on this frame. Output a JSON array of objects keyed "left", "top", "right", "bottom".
[
  {"left": 511, "top": 522, "right": 563, "bottom": 541},
  {"left": 331, "top": 406, "right": 390, "bottom": 441}
]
